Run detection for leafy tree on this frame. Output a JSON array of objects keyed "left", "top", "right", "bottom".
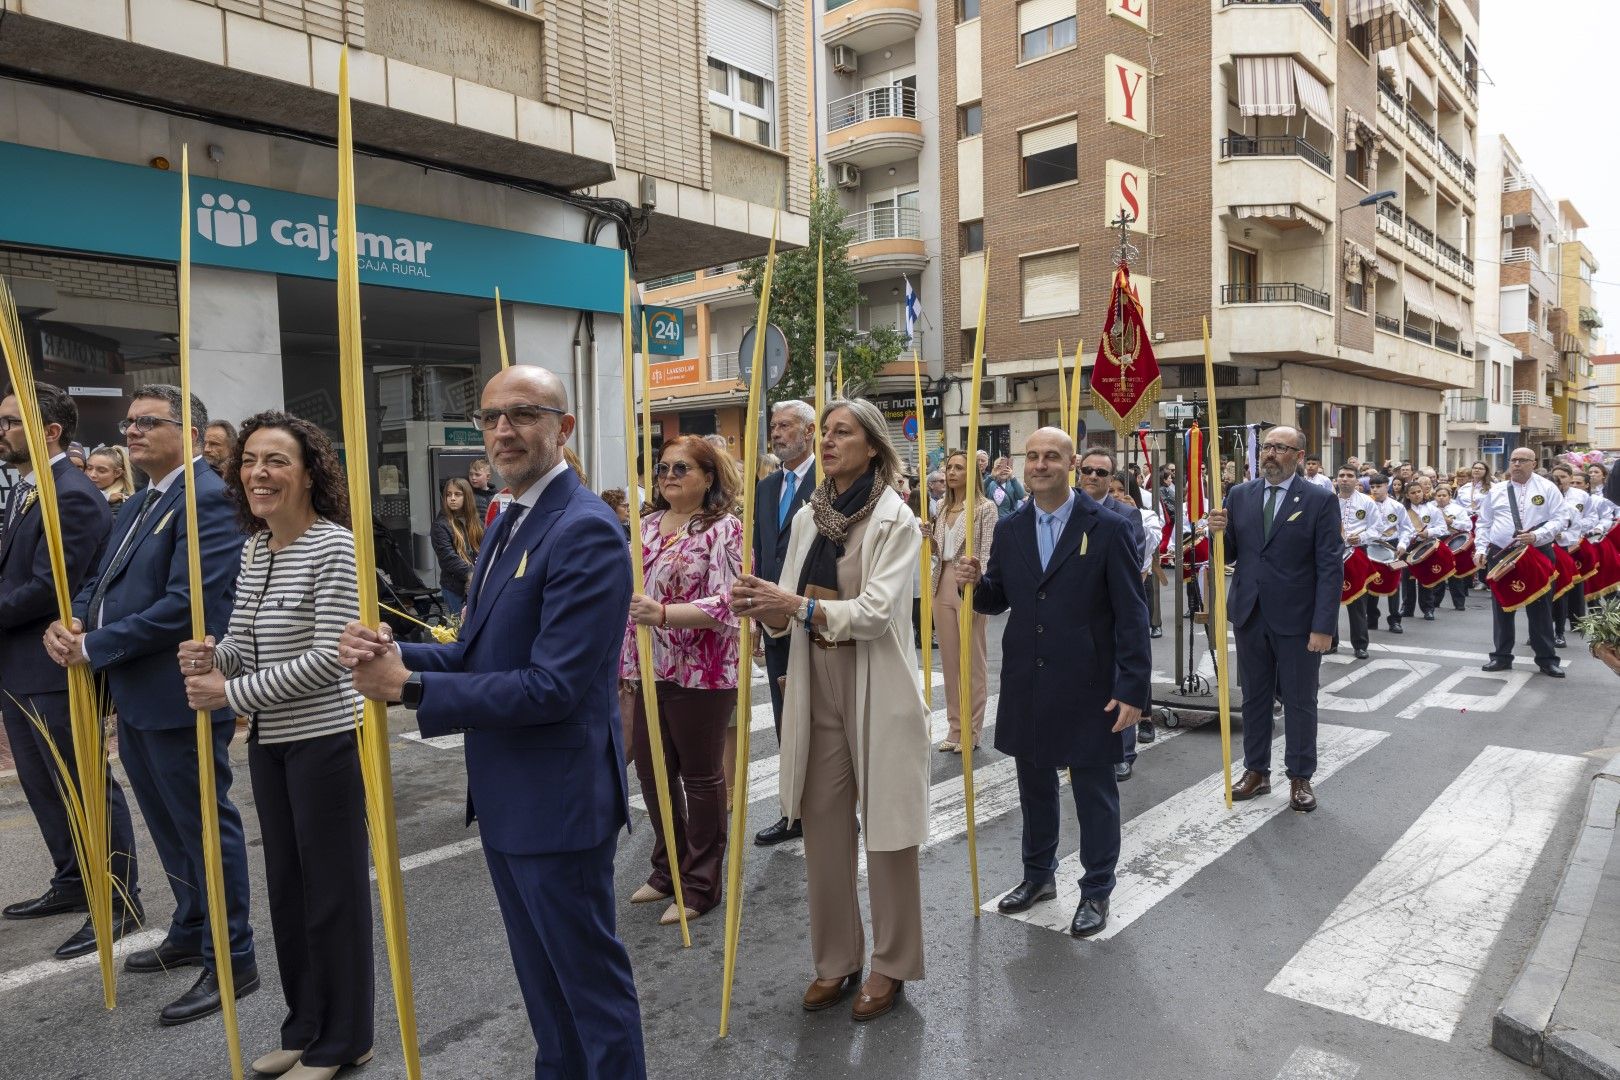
[{"left": 738, "top": 180, "right": 906, "bottom": 406}]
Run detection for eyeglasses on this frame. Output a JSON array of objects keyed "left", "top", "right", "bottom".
[
  {"left": 1077, "top": 466, "right": 1112, "bottom": 478},
  {"left": 1259, "top": 442, "right": 1301, "bottom": 454},
  {"left": 117, "top": 416, "right": 183, "bottom": 435},
  {"left": 654, "top": 461, "right": 699, "bottom": 479},
  {"left": 468, "top": 404, "right": 565, "bottom": 430},
  {"left": 0, "top": 416, "right": 23, "bottom": 433}
]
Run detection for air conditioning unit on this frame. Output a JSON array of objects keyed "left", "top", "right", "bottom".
[
  {"left": 1502, "top": 215, "right": 1515, "bottom": 230},
  {"left": 980, "top": 376, "right": 1007, "bottom": 405},
  {"left": 834, "top": 162, "right": 861, "bottom": 189},
  {"left": 831, "top": 45, "right": 858, "bottom": 74}
]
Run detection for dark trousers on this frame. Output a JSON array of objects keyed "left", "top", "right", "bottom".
[
  {"left": 1123, "top": 576, "right": 1154, "bottom": 763},
  {"left": 1234, "top": 615, "right": 1321, "bottom": 779},
  {"left": 763, "top": 634, "right": 790, "bottom": 741},
  {"left": 1487, "top": 544, "right": 1558, "bottom": 667},
  {"left": 1362, "top": 590, "right": 1383, "bottom": 628},
  {"left": 1554, "top": 581, "right": 1586, "bottom": 635},
  {"left": 1148, "top": 571, "right": 1162, "bottom": 629},
  {"left": 117, "top": 717, "right": 254, "bottom": 968},
  {"left": 629, "top": 683, "right": 729, "bottom": 913},
  {"left": 0, "top": 692, "right": 139, "bottom": 902},
  {"left": 1447, "top": 574, "right": 1470, "bottom": 608},
  {"left": 1334, "top": 596, "right": 1368, "bottom": 652},
  {"left": 483, "top": 836, "right": 647, "bottom": 1080},
  {"left": 248, "top": 732, "right": 373, "bottom": 1067},
  {"left": 1015, "top": 759, "right": 1119, "bottom": 900}
]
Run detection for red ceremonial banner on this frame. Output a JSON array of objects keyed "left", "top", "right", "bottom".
[{"left": 1091, "top": 262, "right": 1162, "bottom": 433}]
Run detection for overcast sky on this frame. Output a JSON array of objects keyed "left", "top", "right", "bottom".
[{"left": 1478, "top": 0, "right": 1620, "bottom": 350}]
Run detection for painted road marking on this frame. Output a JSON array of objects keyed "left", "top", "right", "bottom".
[
  {"left": 989, "top": 724, "right": 1389, "bottom": 938},
  {"left": 1273, "top": 1045, "right": 1361, "bottom": 1079},
  {"left": 1395, "top": 667, "right": 1531, "bottom": 720},
  {"left": 404, "top": 672, "right": 947, "bottom": 752},
  {"left": 1266, "top": 744, "right": 1585, "bottom": 1042},
  {"left": 1318, "top": 658, "right": 1439, "bottom": 713}
]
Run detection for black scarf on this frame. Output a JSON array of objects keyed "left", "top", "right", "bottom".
[{"left": 796, "top": 467, "right": 881, "bottom": 596}]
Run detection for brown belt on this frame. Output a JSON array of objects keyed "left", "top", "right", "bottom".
[{"left": 811, "top": 634, "right": 855, "bottom": 650}]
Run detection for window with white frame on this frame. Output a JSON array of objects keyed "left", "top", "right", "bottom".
[
  {"left": 1021, "top": 249, "right": 1079, "bottom": 319},
  {"left": 1018, "top": 0, "right": 1076, "bottom": 63},
  {"left": 709, "top": 58, "right": 774, "bottom": 147}
]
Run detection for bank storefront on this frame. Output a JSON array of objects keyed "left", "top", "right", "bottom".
[{"left": 0, "top": 139, "right": 625, "bottom": 579}]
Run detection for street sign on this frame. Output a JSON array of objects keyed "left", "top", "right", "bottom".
[
  {"left": 443, "top": 426, "right": 482, "bottom": 446},
  {"left": 902, "top": 413, "right": 919, "bottom": 442},
  {"left": 645, "top": 306, "right": 683, "bottom": 356},
  {"left": 737, "top": 323, "right": 789, "bottom": 389},
  {"left": 649, "top": 358, "right": 700, "bottom": 388},
  {"left": 1481, "top": 437, "right": 1506, "bottom": 454}
]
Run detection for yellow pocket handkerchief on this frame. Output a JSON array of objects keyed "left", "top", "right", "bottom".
[
  {"left": 1080, "top": 533, "right": 1089, "bottom": 557},
  {"left": 514, "top": 550, "right": 528, "bottom": 579},
  {"left": 153, "top": 509, "right": 176, "bottom": 534},
  {"left": 1286, "top": 511, "right": 1302, "bottom": 522}
]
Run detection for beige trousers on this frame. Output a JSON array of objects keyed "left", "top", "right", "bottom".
[
  {"left": 801, "top": 642, "right": 925, "bottom": 983},
  {"left": 933, "top": 580, "right": 988, "bottom": 746}
]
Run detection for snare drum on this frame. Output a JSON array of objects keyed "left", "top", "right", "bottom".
[
  {"left": 1364, "top": 541, "right": 1397, "bottom": 564},
  {"left": 1444, "top": 532, "right": 1471, "bottom": 552},
  {"left": 1407, "top": 538, "right": 1455, "bottom": 588}
]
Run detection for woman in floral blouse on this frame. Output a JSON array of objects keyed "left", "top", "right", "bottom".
[{"left": 620, "top": 435, "right": 743, "bottom": 926}]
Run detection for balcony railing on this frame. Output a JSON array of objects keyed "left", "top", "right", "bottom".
[
  {"left": 1219, "top": 0, "right": 1332, "bottom": 32},
  {"left": 1218, "top": 135, "right": 1331, "bottom": 174},
  {"left": 709, "top": 351, "right": 740, "bottom": 383},
  {"left": 1503, "top": 246, "right": 1542, "bottom": 269},
  {"left": 1377, "top": 201, "right": 1404, "bottom": 229},
  {"left": 1375, "top": 313, "right": 1401, "bottom": 334},
  {"left": 845, "top": 206, "right": 922, "bottom": 244},
  {"left": 1377, "top": 85, "right": 1405, "bottom": 126},
  {"left": 828, "top": 85, "right": 918, "bottom": 131},
  {"left": 1445, "top": 395, "right": 1489, "bottom": 423},
  {"left": 643, "top": 271, "right": 697, "bottom": 291},
  {"left": 1406, "top": 108, "right": 1437, "bottom": 143},
  {"left": 1221, "top": 282, "right": 1331, "bottom": 311},
  {"left": 1435, "top": 333, "right": 1460, "bottom": 353},
  {"left": 1404, "top": 323, "right": 1433, "bottom": 345}
]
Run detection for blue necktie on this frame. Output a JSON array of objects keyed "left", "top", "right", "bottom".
[
  {"left": 779, "top": 469, "right": 797, "bottom": 528},
  {"left": 1038, "top": 511, "right": 1059, "bottom": 571}
]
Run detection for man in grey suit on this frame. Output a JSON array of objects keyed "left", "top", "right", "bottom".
[
  {"left": 752, "top": 399, "right": 817, "bottom": 846},
  {"left": 1207, "top": 426, "right": 1342, "bottom": 813}
]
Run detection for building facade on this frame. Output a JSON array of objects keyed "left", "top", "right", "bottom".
[
  {"left": 937, "top": 0, "right": 1480, "bottom": 472},
  {"left": 0, "top": 0, "right": 807, "bottom": 577}
]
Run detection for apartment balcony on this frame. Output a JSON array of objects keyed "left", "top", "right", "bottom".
[
  {"left": 1376, "top": 200, "right": 1404, "bottom": 241},
  {"left": 1501, "top": 248, "right": 1560, "bottom": 306},
  {"left": 1219, "top": 134, "right": 1331, "bottom": 175},
  {"left": 1445, "top": 394, "right": 1488, "bottom": 423},
  {"left": 1502, "top": 181, "right": 1558, "bottom": 237},
  {"left": 641, "top": 263, "right": 751, "bottom": 309},
  {"left": 825, "top": 86, "right": 922, "bottom": 170},
  {"left": 844, "top": 207, "right": 927, "bottom": 281},
  {"left": 1405, "top": 218, "right": 1435, "bottom": 263},
  {"left": 823, "top": 0, "right": 922, "bottom": 53},
  {"left": 1377, "top": 84, "right": 1406, "bottom": 129},
  {"left": 1214, "top": 138, "right": 1335, "bottom": 235},
  {"left": 1514, "top": 391, "right": 1557, "bottom": 433},
  {"left": 1434, "top": 237, "right": 1475, "bottom": 287},
  {"left": 1218, "top": 282, "right": 1335, "bottom": 360},
  {"left": 1375, "top": 312, "right": 1402, "bottom": 335},
  {"left": 1213, "top": 0, "right": 1334, "bottom": 61},
  {"left": 1507, "top": 325, "right": 1560, "bottom": 371}
]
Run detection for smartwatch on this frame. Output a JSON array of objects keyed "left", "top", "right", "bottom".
[{"left": 401, "top": 672, "right": 424, "bottom": 710}]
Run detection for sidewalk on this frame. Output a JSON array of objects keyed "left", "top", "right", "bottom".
[{"left": 1495, "top": 750, "right": 1620, "bottom": 1080}]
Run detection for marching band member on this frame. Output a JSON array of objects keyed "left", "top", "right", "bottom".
[
  {"left": 1365, "top": 475, "right": 1409, "bottom": 634},
  {"left": 1334, "top": 466, "right": 1377, "bottom": 659},
  {"left": 1476, "top": 448, "right": 1566, "bottom": 678},
  {"left": 1400, "top": 479, "right": 1449, "bottom": 621},
  {"left": 1434, "top": 485, "right": 1473, "bottom": 611},
  {"left": 1551, "top": 468, "right": 1591, "bottom": 647},
  {"left": 1456, "top": 461, "right": 1491, "bottom": 593}
]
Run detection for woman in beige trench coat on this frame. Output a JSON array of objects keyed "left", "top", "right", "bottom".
[{"left": 730, "top": 398, "right": 930, "bottom": 1023}]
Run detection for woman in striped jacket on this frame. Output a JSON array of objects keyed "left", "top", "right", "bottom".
[{"left": 178, "top": 411, "right": 373, "bottom": 1080}]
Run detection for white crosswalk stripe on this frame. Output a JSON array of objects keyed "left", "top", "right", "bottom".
[
  {"left": 988, "top": 724, "right": 1390, "bottom": 938},
  {"left": 1265, "top": 744, "right": 1586, "bottom": 1042}
]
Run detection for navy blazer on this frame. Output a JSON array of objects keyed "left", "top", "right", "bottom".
[
  {"left": 754, "top": 461, "right": 815, "bottom": 587},
  {"left": 974, "top": 490, "right": 1152, "bottom": 768},
  {"left": 1223, "top": 475, "right": 1343, "bottom": 638},
  {"left": 402, "top": 467, "right": 632, "bottom": 858},
  {"left": 72, "top": 459, "right": 242, "bottom": 729},
  {"left": 0, "top": 458, "right": 112, "bottom": 696},
  {"left": 1100, "top": 492, "right": 1147, "bottom": 553}
]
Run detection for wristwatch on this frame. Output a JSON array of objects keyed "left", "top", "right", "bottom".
[
  {"left": 795, "top": 597, "right": 811, "bottom": 625},
  {"left": 401, "top": 672, "right": 424, "bottom": 710}
]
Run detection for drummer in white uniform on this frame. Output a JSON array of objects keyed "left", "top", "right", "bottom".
[
  {"left": 1455, "top": 462, "right": 1492, "bottom": 592},
  {"left": 1365, "top": 474, "right": 1411, "bottom": 633},
  {"left": 1434, "top": 484, "right": 1473, "bottom": 611},
  {"left": 1552, "top": 466, "right": 1591, "bottom": 647},
  {"left": 1334, "top": 466, "right": 1378, "bottom": 659},
  {"left": 1476, "top": 448, "right": 1566, "bottom": 677},
  {"left": 1400, "top": 477, "right": 1450, "bottom": 621}
]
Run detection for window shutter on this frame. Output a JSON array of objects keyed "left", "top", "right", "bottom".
[
  {"left": 1017, "top": 0, "right": 1074, "bottom": 33},
  {"left": 1020, "top": 118, "right": 1076, "bottom": 158},
  {"left": 1022, "top": 250, "right": 1079, "bottom": 319},
  {"left": 709, "top": 0, "right": 778, "bottom": 80}
]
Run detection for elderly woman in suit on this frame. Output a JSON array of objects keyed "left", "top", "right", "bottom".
[{"left": 729, "top": 398, "right": 929, "bottom": 1023}]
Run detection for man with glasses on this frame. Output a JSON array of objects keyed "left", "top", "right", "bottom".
[
  {"left": 44, "top": 385, "right": 256, "bottom": 1025},
  {"left": 0, "top": 383, "right": 143, "bottom": 962},
  {"left": 1207, "top": 427, "right": 1342, "bottom": 813},
  {"left": 341, "top": 365, "right": 646, "bottom": 1079},
  {"left": 1475, "top": 448, "right": 1566, "bottom": 677}
]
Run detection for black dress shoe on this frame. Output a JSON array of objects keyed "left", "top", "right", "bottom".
[
  {"left": 1481, "top": 659, "right": 1513, "bottom": 673},
  {"left": 1114, "top": 761, "right": 1132, "bottom": 781},
  {"left": 1454, "top": 603, "right": 1467, "bottom": 611},
  {"left": 159, "top": 964, "right": 260, "bottom": 1027},
  {"left": 1554, "top": 635, "right": 1567, "bottom": 648},
  {"left": 1387, "top": 622, "right": 1403, "bottom": 634},
  {"left": 1149, "top": 626, "right": 1163, "bottom": 639},
  {"left": 1423, "top": 611, "right": 1435, "bottom": 621},
  {"left": 3, "top": 886, "right": 88, "bottom": 921},
  {"left": 1354, "top": 648, "right": 1369, "bottom": 659},
  {"left": 125, "top": 939, "right": 206, "bottom": 973},
  {"left": 1137, "top": 718, "right": 1156, "bottom": 743},
  {"left": 1070, "top": 897, "right": 1109, "bottom": 938},
  {"left": 1538, "top": 664, "right": 1566, "bottom": 678},
  {"left": 753, "top": 817, "right": 802, "bottom": 846},
  {"left": 997, "top": 880, "right": 1057, "bottom": 914},
  {"left": 55, "top": 906, "right": 143, "bottom": 960}
]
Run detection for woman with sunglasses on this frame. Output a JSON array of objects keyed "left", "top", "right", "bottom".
[
  {"left": 922, "top": 448, "right": 996, "bottom": 753},
  {"left": 619, "top": 436, "right": 742, "bottom": 927}
]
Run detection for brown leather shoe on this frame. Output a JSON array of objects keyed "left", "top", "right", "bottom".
[
  {"left": 1231, "top": 769, "right": 1271, "bottom": 801},
  {"left": 802, "top": 972, "right": 860, "bottom": 1012},
  {"left": 1289, "top": 777, "right": 1317, "bottom": 813},
  {"left": 851, "top": 975, "right": 904, "bottom": 1022}
]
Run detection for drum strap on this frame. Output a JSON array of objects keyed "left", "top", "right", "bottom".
[{"left": 1506, "top": 483, "right": 1525, "bottom": 536}]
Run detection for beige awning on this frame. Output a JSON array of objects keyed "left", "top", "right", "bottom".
[
  {"left": 1344, "top": 240, "right": 1378, "bottom": 284},
  {"left": 1460, "top": 300, "right": 1476, "bottom": 347},
  {"left": 1434, "top": 286, "right": 1464, "bottom": 330},
  {"left": 1374, "top": 257, "right": 1400, "bottom": 283},
  {"left": 1377, "top": 47, "right": 1407, "bottom": 94},
  {"left": 1404, "top": 273, "right": 1439, "bottom": 322},
  {"left": 1351, "top": 0, "right": 1414, "bottom": 51},
  {"left": 1236, "top": 56, "right": 1297, "bottom": 116},
  {"left": 1292, "top": 61, "right": 1334, "bottom": 130},
  {"left": 1345, "top": 107, "right": 1377, "bottom": 145},
  {"left": 1407, "top": 167, "right": 1432, "bottom": 195},
  {"left": 1233, "top": 204, "right": 1329, "bottom": 232}
]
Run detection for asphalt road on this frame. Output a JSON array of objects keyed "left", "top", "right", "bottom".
[{"left": 1, "top": 581, "right": 1617, "bottom": 1080}]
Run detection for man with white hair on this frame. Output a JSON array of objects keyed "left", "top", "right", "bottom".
[{"left": 753, "top": 398, "right": 817, "bottom": 846}]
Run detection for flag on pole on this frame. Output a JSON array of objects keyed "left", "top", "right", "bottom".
[
  {"left": 1091, "top": 263, "right": 1161, "bottom": 434},
  {"left": 903, "top": 276, "right": 919, "bottom": 345}
]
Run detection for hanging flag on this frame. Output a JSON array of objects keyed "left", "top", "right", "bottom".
[
  {"left": 1091, "top": 262, "right": 1161, "bottom": 434},
  {"left": 903, "top": 276, "right": 920, "bottom": 345},
  {"left": 1187, "top": 424, "right": 1206, "bottom": 524}
]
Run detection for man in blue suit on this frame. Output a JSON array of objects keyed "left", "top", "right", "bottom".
[
  {"left": 1207, "top": 426, "right": 1343, "bottom": 813},
  {"left": 342, "top": 365, "right": 645, "bottom": 1080},
  {"left": 753, "top": 398, "right": 816, "bottom": 846},
  {"left": 45, "top": 385, "right": 254, "bottom": 1023},
  {"left": 961, "top": 427, "right": 1150, "bottom": 938},
  {"left": 0, "top": 382, "right": 141, "bottom": 960}
]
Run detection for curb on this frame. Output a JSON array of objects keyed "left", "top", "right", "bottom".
[{"left": 1493, "top": 752, "right": 1620, "bottom": 1079}]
